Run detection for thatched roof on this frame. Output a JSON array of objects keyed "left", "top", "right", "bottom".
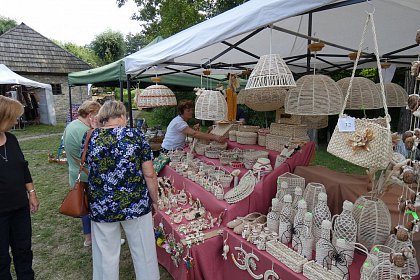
[{"left": 0, "top": 23, "right": 90, "bottom": 74}]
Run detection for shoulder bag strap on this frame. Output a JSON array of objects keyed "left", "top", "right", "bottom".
[{"left": 77, "top": 129, "right": 94, "bottom": 179}]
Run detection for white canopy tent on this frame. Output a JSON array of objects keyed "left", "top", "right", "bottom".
[
  {"left": 124, "top": 0, "right": 420, "bottom": 78},
  {"left": 0, "top": 64, "right": 56, "bottom": 125}
]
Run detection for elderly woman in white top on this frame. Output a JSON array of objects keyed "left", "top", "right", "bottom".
[{"left": 161, "top": 99, "right": 225, "bottom": 152}]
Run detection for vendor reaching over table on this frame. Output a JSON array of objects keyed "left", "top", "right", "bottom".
[{"left": 161, "top": 99, "right": 226, "bottom": 152}]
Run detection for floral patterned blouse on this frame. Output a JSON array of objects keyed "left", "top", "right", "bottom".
[{"left": 82, "top": 127, "right": 153, "bottom": 223}]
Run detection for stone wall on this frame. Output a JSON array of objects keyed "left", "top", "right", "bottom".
[{"left": 23, "top": 74, "right": 90, "bottom": 124}]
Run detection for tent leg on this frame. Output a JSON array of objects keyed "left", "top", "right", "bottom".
[
  {"left": 127, "top": 76, "right": 133, "bottom": 128},
  {"left": 68, "top": 86, "right": 73, "bottom": 122}
]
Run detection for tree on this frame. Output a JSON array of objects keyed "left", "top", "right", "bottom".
[
  {"left": 57, "top": 41, "right": 102, "bottom": 67},
  {"left": 125, "top": 32, "right": 145, "bottom": 55},
  {"left": 0, "top": 16, "right": 17, "bottom": 35},
  {"left": 90, "top": 30, "right": 126, "bottom": 65},
  {"left": 116, "top": 0, "right": 248, "bottom": 41}
]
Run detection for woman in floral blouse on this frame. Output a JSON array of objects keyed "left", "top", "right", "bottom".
[{"left": 83, "top": 100, "right": 159, "bottom": 280}]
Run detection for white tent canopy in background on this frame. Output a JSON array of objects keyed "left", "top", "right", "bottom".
[
  {"left": 124, "top": 0, "right": 420, "bottom": 80},
  {"left": 0, "top": 64, "right": 56, "bottom": 125}
]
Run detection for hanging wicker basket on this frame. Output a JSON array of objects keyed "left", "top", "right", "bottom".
[
  {"left": 238, "top": 87, "right": 286, "bottom": 112},
  {"left": 302, "top": 115, "right": 329, "bottom": 129},
  {"left": 195, "top": 90, "right": 227, "bottom": 121},
  {"left": 285, "top": 74, "right": 343, "bottom": 115},
  {"left": 377, "top": 82, "right": 408, "bottom": 108},
  {"left": 135, "top": 85, "right": 177, "bottom": 108},
  {"left": 336, "top": 77, "right": 383, "bottom": 110}
]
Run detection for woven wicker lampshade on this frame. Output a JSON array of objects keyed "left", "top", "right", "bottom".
[
  {"left": 301, "top": 115, "right": 329, "bottom": 129},
  {"left": 337, "top": 77, "right": 383, "bottom": 110},
  {"left": 195, "top": 90, "right": 227, "bottom": 121},
  {"left": 237, "top": 87, "right": 286, "bottom": 112},
  {"left": 246, "top": 54, "right": 296, "bottom": 90},
  {"left": 376, "top": 82, "right": 408, "bottom": 107},
  {"left": 285, "top": 74, "right": 343, "bottom": 115},
  {"left": 136, "top": 85, "right": 177, "bottom": 108}
]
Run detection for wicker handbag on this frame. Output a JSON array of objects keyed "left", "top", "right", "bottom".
[{"left": 327, "top": 13, "right": 392, "bottom": 170}]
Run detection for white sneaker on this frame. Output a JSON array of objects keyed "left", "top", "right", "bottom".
[{"left": 120, "top": 238, "right": 126, "bottom": 245}]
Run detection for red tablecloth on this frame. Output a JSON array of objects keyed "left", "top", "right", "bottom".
[
  {"left": 223, "top": 228, "right": 367, "bottom": 280},
  {"left": 156, "top": 142, "right": 315, "bottom": 280}
]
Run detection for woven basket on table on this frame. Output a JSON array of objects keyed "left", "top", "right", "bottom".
[
  {"left": 229, "top": 130, "right": 237, "bottom": 141},
  {"left": 265, "top": 134, "right": 309, "bottom": 152},
  {"left": 270, "top": 123, "right": 308, "bottom": 138},
  {"left": 219, "top": 149, "right": 243, "bottom": 165},
  {"left": 236, "top": 131, "right": 258, "bottom": 145},
  {"left": 360, "top": 245, "right": 396, "bottom": 280},
  {"left": 257, "top": 128, "right": 270, "bottom": 147},
  {"left": 277, "top": 172, "right": 305, "bottom": 196},
  {"left": 242, "top": 150, "right": 269, "bottom": 169},
  {"left": 238, "top": 125, "right": 260, "bottom": 133},
  {"left": 275, "top": 108, "right": 303, "bottom": 125}
]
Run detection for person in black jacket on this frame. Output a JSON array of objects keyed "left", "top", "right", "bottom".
[{"left": 0, "top": 95, "right": 39, "bottom": 280}]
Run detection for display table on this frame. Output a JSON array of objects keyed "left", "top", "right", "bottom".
[
  {"left": 155, "top": 141, "right": 315, "bottom": 280},
  {"left": 222, "top": 228, "right": 367, "bottom": 280}
]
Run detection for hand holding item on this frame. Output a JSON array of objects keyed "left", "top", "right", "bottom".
[{"left": 193, "top": 123, "right": 200, "bottom": 131}]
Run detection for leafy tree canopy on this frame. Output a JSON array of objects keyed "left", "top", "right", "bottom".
[
  {"left": 116, "top": 0, "right": 248, "bottom": 42},
  {"left": 53, "top": 40, "right": 102, "bottom": 67},
  {"left": 0, "top": 16, "right": 17, "bottom": 35},
  {"left": 90, "top": 29, "right": 126, "bottom": 65}
]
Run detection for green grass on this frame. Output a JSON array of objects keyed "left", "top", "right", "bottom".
[
  {"left": 12, "top": 123, "right": 66, "bottom": 138},
  {"left": 13, "top": 124, "right": 172, "bottom": 280},
  {"left": 311, "top": 145, "right": 366, "bottom": 175}
]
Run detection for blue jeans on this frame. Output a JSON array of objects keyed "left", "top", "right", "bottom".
[
  {"left": 0, "top": 205, "right": 34, "bottom": 280},
  {"left": 82, "top": 215, "right": 91, "bottom": 235}
]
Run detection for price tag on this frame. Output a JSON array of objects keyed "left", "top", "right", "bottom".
[{"left": 338, "top": 117, "right": 356, "bottom": 132}]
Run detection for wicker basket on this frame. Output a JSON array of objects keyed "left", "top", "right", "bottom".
[
  {"left": 238, "top": 125, "right": 260, "bottom": 133},
  {"left": 275, "top": 108, "right": 303, "bottom": 124},
  {"left": 195, "top": 90, "right": 227, "bottom": 120},
  {"left": 257, "top": 128, "right": 269, "bottom": 147},
  {"left": 243, "top": 150, "right": 269, "bottom": 169},
  {"left": 360, "top": 245, "right": 395, "bottom": 280},
  {"left": 236, "top": 131, "right": 258, "bottom": 145},
  {"left": 303, "top": 261, "right": 343, "bottom": 280},
  {"left": 277, "top": 172, "right": 305, "bottom": 195},
  {"left": 303, "top": 182, "right": 326, "bottom": 213},
  {"left": 194, "top": 141, "right": 208, "bottom": 155},
  {"left": 385, "top": 234, "right": 419, "bottom": 276},
  {"left": 352, "top": 196, "right": 391, "bottom": 249},
  {"left": 270, "top": 123, "right": 308, "bottom": 138},
  {"left": 266, "top": 240, "right": 308, "bottom": 273},
  {"left": 229, "top": 130, "right": 237, "bottom": 142},
  {"left": 238, "top": 87, "right": 286, "bottom": 111}
]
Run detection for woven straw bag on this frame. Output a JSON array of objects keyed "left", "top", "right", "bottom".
[
  {"left": 327, "top": 14, "right": 392, "bottom": 170},
  {"left": 238, "top": 125, "right": 260, "bottom": 133}
]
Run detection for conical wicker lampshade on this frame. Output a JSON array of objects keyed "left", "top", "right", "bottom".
[
  {"left": 337, "top": 77, "right": 383, "bottom": 110},
  {"left": 285, "top": 74, "right": 343, "bottom": 115},
  {"left": 376, "top": 82, "right": 408, "bottom": 108},
  {"left": 238, "top": 87, "right": 286, "bottom": 112},
  {"left": 195, "top": 90, "right": 227, "bottom": 121},
  {"left": 245, "top": 54, "right": 296, "bottom": 89},
  {"left": 136, "top": 85, "right": 177, "bottom": 108}
]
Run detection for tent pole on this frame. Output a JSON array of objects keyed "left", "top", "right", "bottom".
[
  {"left": 119, "top": 80, "right": 124, "bottom": 102},
  {"left": 306, "top": 12, "right": 312, "bottom": 74},
  {"left": 68, "top": 86, "right": 73, "bottom": 122},
  {"left": 127, "top": 75, "right": 133, "bottom": 128}
]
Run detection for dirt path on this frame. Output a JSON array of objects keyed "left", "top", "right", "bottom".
[{"left": 17, "top": 132, "right": 63, "bottom": 142}]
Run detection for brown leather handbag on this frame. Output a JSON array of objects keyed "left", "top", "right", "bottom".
[{"left": 59, "top": 129, "right": 93, "bottom": 218}]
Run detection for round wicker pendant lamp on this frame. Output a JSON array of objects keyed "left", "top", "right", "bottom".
[
  {"left": 285, "top": 74, "right": 343, "bottom": 115},
  {"left": 238, "top": 87, "right": 286, "bottom": 112},
  {"left": 336, "top": 77, "right": 383, "bottom": 109},
  {"left": 195, "top": 90, "right": 227, "bottom": 121},
  {"left": 245, "top": 54, "right": 296, "bottom": 89},
  {"left": 136, "top": 84, "right": 177, "bottom": 108},
  {"left": 301, "top": 115, "right": 328, "bottom": 129},
  {"left": 376, "top": 82, "right": 408, "bottom": 107}
]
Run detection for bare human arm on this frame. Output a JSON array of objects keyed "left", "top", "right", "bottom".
[
  {"left": 182, "top": 126, "right": 226, "bottom": 143},
  {"left": 142, "top": 160, "right": 159, "bottom": 212},
  {"left": 25, "top": 182, "right": 40, "bottom": 214}
]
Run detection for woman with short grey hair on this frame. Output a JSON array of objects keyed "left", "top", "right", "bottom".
[{"left": 83, "top": 100, "right": 159, "bottom": 280}]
